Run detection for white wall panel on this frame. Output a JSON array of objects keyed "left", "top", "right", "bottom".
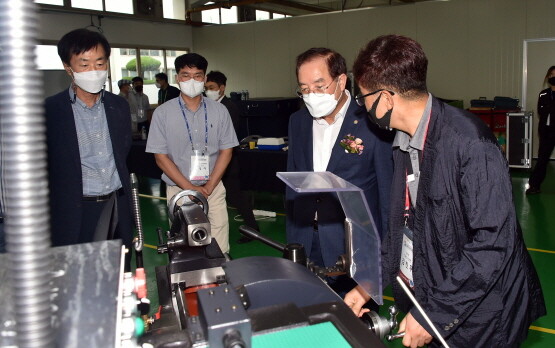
[{"left": 193, "top": 23, "right": 256, "bottom": 97}]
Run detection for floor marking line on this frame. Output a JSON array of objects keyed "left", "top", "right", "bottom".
[
  {"left": 529, "top": 326, "right": 555, "bottom": 334},
  {"left": 145, "top": 243, "right": 157, "bottom": 249},
  {"left": 139, "top": 194, "right": 167, "bottom": 200},
  {"left": 527, "top": 248, "right": 555, "bottom": 254}
]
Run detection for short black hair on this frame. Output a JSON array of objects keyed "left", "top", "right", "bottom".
[
  {"left": 354, "top": 35, "right": 428, "bottom": 99},
  {"left": 206, "top": 71, "right": 227, "bottom": 86},
  {"left": 155, "top": 72, "right": 168, "bottom": 82},
  {"left": 57, "top": 28, "right": 111, "bottom": 65},
  {"left": 132, "top": 76, "right": 143, "bottom": 83},
  {"left": 175, "top": 53, "right": 208, "bottom": 74}
]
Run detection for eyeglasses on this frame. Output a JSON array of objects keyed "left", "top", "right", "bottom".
[
  {"left": 178, "top": 73, "right": 205, "bottom": 82},
  {"left": 355, "top": 89, "right": 395, "bottom": 107},
  {"left": 296, "top": 79, "right": 338, "bottom": 98}
]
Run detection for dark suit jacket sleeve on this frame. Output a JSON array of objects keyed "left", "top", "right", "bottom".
[{"left": 371, "top": 129, "right": 394, "bottom": 238}]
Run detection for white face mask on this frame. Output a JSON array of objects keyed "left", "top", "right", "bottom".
[
  {"left": 179, "top": 79, "right": 205, "bottom": 98},
  {"left": 72, "top": 70, "right": 107, "bottom": 94},
  {"left": 302, "top": 92, "right": 339, "bottom": 118},
  {"left": 155, "top": 82, "right": 161, "bottom": 89},
  {"left": 205, "top": 90, "right": 221, "bottom": 101}
]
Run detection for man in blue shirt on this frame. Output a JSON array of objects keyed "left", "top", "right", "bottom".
[{"left": 147, "top": 54, "right": 238, "bottom": 253}]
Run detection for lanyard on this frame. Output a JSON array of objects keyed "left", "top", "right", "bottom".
[{"left": 178, "top": 97, "right": 208, "bottom": 154}]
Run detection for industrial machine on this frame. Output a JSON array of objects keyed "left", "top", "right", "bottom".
[
  {"left": 139, "top": 188, "right": 398, "bottom": 348},
  {"left": 0, "top": 183, "right": 399, "bottom": 348}
]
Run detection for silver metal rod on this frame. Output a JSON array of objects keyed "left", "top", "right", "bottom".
[
  {"left": 386, "top": 331, "right": 405, "bottom": 341},
  {"left": 396, "top": 276, "right": 450, "bottom": 348},
  {"left": 0, "top": 1, "right": 54, "bottom": 347}
]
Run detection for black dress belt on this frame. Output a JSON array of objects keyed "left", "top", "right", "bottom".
[{"left": 82, "top": 190, "right": 117, "bottom": 202}]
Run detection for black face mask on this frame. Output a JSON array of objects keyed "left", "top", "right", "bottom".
[
  {"left": 134, "top": 85, "right": 143, "bottom": 93},
  {"left": 367, "top": 93, "right": 393, "bottom": 129},
  {"left": 548, "top": 77, "right": 555, "bottom": 86}
]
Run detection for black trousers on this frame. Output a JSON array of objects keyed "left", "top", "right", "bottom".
[
  {"left": 529, "top": 126, "right": 555, "bottom": 189},
  {"left": 81, "top": 192, "right": 131, "bottom": 270}
]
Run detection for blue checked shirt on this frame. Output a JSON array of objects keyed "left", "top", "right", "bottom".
[{"left": 69, "top": 88, "right": 122, "bottom": 196}]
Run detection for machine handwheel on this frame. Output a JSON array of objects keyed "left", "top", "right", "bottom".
[{"left": 168, "top": 190, "right": 209, "bottom": 223}]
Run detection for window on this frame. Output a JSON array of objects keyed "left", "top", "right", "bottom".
[
  {"left": 36, "top": 0, "right": 197, "bottom": 19},
  {"left": 138, "top": 49, "right": 164, "bottom": 102},
  {"left": 163, "top": 0, "right": 186, "bottom": 20},
  {"left": 105, "top": 0, "right": 133, "bottom": 14},
  {"left": 202, "top": 7, "right": 220, "bottom": 24},
  {"left": 273, "top": 13, "right": 285, "bottom": 19},
  {"left": 71, "top": 0, "right": 102, "bottom": 11},
  {"left": 201, "top": 4, "right": 237, "bottom": 24},
  {"left": 256, "top": 10, "right": 270, "bottom": 20},
  {"left": 34, "top": 0, "right": 64, "bottom": 5},
  {"left": 35, "top": 45, "right": 64, "bottom": 70},
  {"left": 221, "top": 6, "right": 238, "bottom": 24}
]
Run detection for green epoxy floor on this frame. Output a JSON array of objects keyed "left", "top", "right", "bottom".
[{"left": 135, "top": 161, "right": 555, "bottom": 347}]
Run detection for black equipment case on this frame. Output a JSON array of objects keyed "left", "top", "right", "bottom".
[{"left": 506, "top": 111, "right": 533, "bottom": 168}]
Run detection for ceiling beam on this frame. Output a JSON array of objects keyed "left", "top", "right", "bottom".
[
  {"left": 267, "top": 0, "right": 331, "bottom": 13},
  {"left": 188, "top": 0, "right": 330, "bottom": 13}
]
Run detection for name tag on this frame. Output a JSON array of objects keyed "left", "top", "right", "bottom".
[
  {"left": 399, "top": 226, "right": 414, "bottom": 289},
  {"left": 189, "top": 151, "right": 209, "bottom": 185}
]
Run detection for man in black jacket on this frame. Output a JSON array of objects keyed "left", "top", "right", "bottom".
[
  {"left": 345, "top": 34, "right": 545, "bottom": 347},
  {"left": 44, "top": 29, "right": 133, "bottom": 268},
  {"left": 155, "top": 72, "right": 180, "bottom": 105}
]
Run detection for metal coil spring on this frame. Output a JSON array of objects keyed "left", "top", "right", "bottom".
[
  {"left": 130, "top": 173, "right": 144, "bottom": 252},
  {"left": 0, "top": 1, "right": 54, "bottom": 347}
]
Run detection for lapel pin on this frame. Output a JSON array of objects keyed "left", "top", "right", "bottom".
[{"left": 354, "top": 120, "right": 358, "bottom": 124}]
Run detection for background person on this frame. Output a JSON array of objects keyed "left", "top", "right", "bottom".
[
  {"left": 155, "top": 72, "right": 180, "bottom": 105},
  {"left": 117, "top": 79, "right": 131, "bottom": 100},
  {"left": 146, "top": 53, "right": 238, "bottom": 254},
  {"left": 526, "top": 65, "right": 555, "bottom": 194},
  {"left": 129, "top": 76, "right": 151, "bottom": 132}
]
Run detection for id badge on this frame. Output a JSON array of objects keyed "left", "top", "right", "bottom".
[
  {"left": 399, "top": 226, "right": 414, "bottom": 290},
  {"left": 189, "top": 150, "right": 209, "bottom": 185}
]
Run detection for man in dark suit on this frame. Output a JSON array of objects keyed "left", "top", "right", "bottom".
[
  {"left": 286, "top": 48, "right": 393, "bottom": 292},
  {"left": 44, "top": 29, "right": 133, "bottom": 267},
  {"left": 205, "top": 71, "right": 260, "bottom": 243}
]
